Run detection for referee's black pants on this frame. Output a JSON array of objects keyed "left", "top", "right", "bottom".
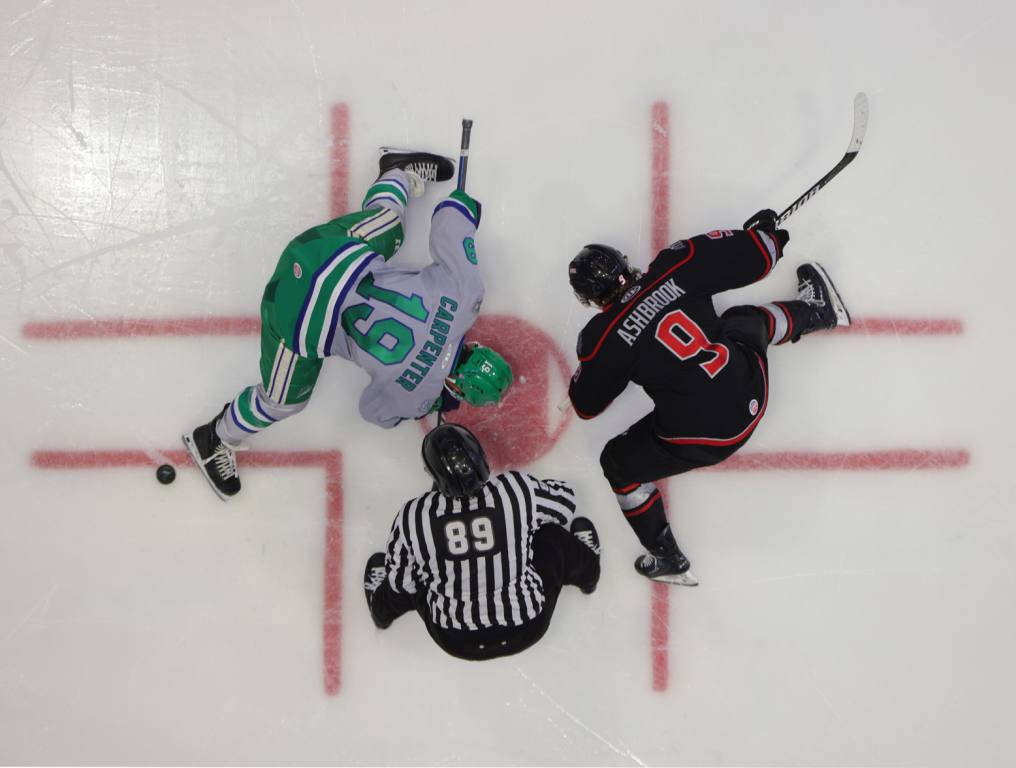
[{"left": 369, "top": 524, "right": 599, "bottom": 661}]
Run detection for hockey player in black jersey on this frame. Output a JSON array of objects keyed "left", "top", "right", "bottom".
[
  {"left": 567, "top": 208, "right": 850, "bottom": 586},
  {"left": 363, "top": 424, "right": 601, "bottom": 661}
]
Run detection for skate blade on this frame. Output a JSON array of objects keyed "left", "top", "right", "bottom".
[
  {"left": 651, "top": 569, "right": 700, "bottom": 587},
  {"left": 810, "top": 262, "right": 851, "bottom": 327},
  {"left": 379, "top": 146, "right": 423, "bottom": 156},
  {"left": 181, "top": 433, "right": 232, "bottom": 503}
]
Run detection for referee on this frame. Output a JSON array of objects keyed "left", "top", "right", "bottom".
[{"left": 364, "top": 424, "right": 601, "bottom": 661}]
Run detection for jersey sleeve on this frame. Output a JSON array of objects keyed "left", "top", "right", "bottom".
[
  {"left": 384, "top": 502, "right": 420, "bottom": 594},
  {"left": 651, "top": 228, "right": 783, "bottom": 296},
  {"left": 567, "top": 324, "right": 632, "bottom": 420},
  {"left": 428, "top": 190, "right": 484, "bottom": 301},
  {"left": 530, "top": 477, "right": 578, "bottom": 528}
]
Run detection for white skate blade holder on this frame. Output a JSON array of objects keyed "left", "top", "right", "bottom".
[{"left": 653, "top": 569, "right": 699, "bottom": 587}]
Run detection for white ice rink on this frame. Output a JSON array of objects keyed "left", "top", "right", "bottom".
[{"left": 2, "top": 0, "right": 1015, "bottom": 764}]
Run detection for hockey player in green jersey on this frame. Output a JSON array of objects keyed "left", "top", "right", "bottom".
[{"left": 183, "top": 149, "right": 513, "bottom": 501}]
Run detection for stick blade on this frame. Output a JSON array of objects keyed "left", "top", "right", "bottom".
[{"left": 847, "top": 92, "right": 869, "bottom": 155}]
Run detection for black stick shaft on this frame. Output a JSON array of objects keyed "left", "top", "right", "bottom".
[
  {"left": 776, "top": 152, "right": 858, "bottom": 226},
  {"left": 457, "top": 119, "right": 473, "bottom": 191}
]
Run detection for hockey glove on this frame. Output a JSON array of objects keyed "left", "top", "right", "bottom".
[
  {"left": 425, "top": 387, "right": 463, "bottom": 417},
  {"left": 743, "top": 208, "right": 789, "bottom": 247}
]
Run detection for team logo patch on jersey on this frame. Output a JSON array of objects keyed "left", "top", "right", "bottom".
[
  {"left": 620, "top": 285, "right": 641, "bottom": 303},
  {"left": 463, "top": 237, "right": 477, "bottom": 264},
  {"left": 667, "top": 240, "right": 688, "bottom": 250},
  {"left": 293, "top": 262, "right": 303, "bottom": 279},
  {"left": 748, "top": 398, "right": 759, "bottom": 416}
]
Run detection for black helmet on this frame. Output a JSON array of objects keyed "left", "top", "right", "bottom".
[
  {"left": 568, "top": 244, "right": 638, "bottom": 306},
  {"left": 421, "top": 424, "right": 490, "bottom": 498}
]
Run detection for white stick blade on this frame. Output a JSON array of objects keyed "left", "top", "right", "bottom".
[{"left": 847, "top": 92, "right": 869, "bottom": 154}]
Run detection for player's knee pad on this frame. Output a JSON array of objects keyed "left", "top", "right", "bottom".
[
  {"left": 721, "top": 306, "right": 769, "bottom": 352},
  {"left": 255, "top": 384, "right": 309, "bottom": 421},
  {"left": 599, "top": 438, "right": 627, "bottom": 487}
]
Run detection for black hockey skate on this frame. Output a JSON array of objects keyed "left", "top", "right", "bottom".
[
  {"left": 796, "top": 262, "right": 851, "bottom": 338},
  {"left": 634, "top": 527, "right": 699, "bottom": 586},
  {"left": 378, "top": 147, "right": 455, "bottom": 197},
  {"left": 181, "top": 405, "right": 241, "bottom": 501},
  {"left": 363, "top": 552, "right": 392, "bottom": 629},
  {"left": 570, "top": 517, "right": 602, "bottom": 594}
]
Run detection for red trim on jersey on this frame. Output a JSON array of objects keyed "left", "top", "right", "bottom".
[
  {"left": 657, "top": 352, "right": 769, "bottom": 447},
  {"left": 747, "top": 229, "right": 773, "bottom": 277},
  {"left": 613, "top": 482, "right": 641, "bottom": 494},
  {"left": 624, "top": 491, "right": 662, "bottom": 518},
  {"left": 774, "top": 302, "right": 794, "bottom": 344},
  {"left": 759, "top": 305, "right": 776, "bottom": 342},
  {"left": 578, "top": 241, "right": 697, "bottom": 363}
]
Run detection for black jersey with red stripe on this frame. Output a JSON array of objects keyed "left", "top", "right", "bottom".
[{"left": 567, "top": 228, "right": 783, "bottom": 446}]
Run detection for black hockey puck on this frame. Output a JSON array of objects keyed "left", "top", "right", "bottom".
[{"left": 156, "top": 464, "right": 176, "bottom": 485}]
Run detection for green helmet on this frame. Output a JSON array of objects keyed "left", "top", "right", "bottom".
[{"left": 447, "top": 343, "right": 513, "bottom": 406}]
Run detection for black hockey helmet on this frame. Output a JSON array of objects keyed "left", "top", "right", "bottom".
[
  {"left": 568, "top": 244, "right": 638, "bottom": 307},
  {"left": 421, "top": 423, "right": 490, "bottom": 498}
]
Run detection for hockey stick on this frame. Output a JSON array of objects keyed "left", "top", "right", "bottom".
[
  {"left": 437, "top": 119, "right": 474, "bottom": 428},
  {"left": 457, "top": 118, "right": 473, "bottom": 191},
  {"left": 776, "top": 92, "right": 869, "bottom": 226}
]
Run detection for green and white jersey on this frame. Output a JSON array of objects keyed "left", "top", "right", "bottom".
[
  {"left": 339, "top": 193, "right": 484, "bottom": 428},
  {"left": 223, "top": 176, "right": 484, "bottom": 444}
]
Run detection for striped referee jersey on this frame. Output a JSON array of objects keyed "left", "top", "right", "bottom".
[{"left": 384, "top": 471, "right": 577, "bottom": 631}]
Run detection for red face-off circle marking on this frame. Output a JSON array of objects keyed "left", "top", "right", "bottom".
[{"left": 420, "top": 314, "right": 573, "bottom": 470}]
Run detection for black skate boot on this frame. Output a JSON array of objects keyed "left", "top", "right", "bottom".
[
  {"left": 378, "top": 148, "right": 455, "bottom": 197},
  {"left": 363, "top": 552, "right": 392, "bottom": 629},
  {"left": 634, "top": 526, "right": 699, "bottom": 586},
  {"left": 181, "top": 405, "right": 241, "bottom": 501},
  {"left": 795, "top": 262, "right": 851, "bottom": 338},
  {"left": 570, "top": 517, "right": 601, "bottom": 594}
]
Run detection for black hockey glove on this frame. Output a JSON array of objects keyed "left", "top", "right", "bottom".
[
  {"left": 743, "top": 208, "right": 789, "bottom": 247},
  {"left": 435, "top": 387, "right": 462, "bottom": 414}
]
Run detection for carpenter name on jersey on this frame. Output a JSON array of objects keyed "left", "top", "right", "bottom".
[{"left": 395, "top": 295, "right": 458, "bottom": 392}]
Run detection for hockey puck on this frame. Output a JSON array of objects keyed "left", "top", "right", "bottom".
[{"left": 156, "top": 464, "right": 176, "bottom": 485}]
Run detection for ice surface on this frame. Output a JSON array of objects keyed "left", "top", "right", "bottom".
[{"left": 2, "top": 0, "right": 1014, "bottom": 765}]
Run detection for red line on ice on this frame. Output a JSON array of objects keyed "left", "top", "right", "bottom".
[
  {"left": 650, "top": 102, "right": 672, "bottom": 693},
  {"left": 21, "top": 316, "right": 261, "bottom": 339},
  {"left": 331, "top": 103, "right": 350, "bottom": 218},
  {"left": 650, "top": 482, "right": 671, "bottom": 692},
  {"left": 837, "top": 316, "right": 963, "bottom": 335},
  {"left": 710, "top": 449, "right": 969, "bottom": 471},
  {"left": 651, "top": 101, "right": 670, "bottom": 255},
  {"left": 31, "top": 448, "right": 345, "bottom": 696},
  {"left": 18, "top": 315, "right": 965, "bottom": 341}
]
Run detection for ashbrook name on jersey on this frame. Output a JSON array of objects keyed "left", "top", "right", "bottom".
[
  {"left": 616, "top": 278, "right": 685, "bottom": 346},
  {"left": 395, "top": 296, "right": 458, "bottom": 391}
]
